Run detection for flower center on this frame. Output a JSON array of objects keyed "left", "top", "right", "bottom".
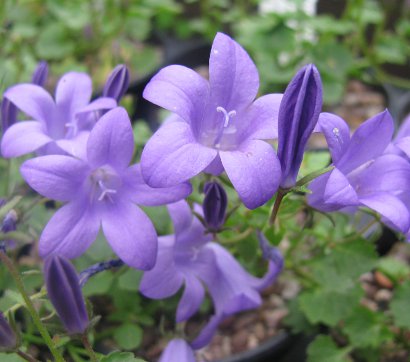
[
  {"left": 213, "top": 106, "right": 237, "bottom": 147},
  {"left": 89, "top": 166, "right": 122, "bottom": 203}
]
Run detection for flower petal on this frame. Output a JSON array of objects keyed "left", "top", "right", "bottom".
[
  {"left": 3, "top": 84, "right": 55, "bottom": 123},
  {"left": 191, "top": 313, "right": 225, "bottom": 350},
  {"left": 123, "top": 164, "right": 192, "bottom": 206},
  {"left": 56, "top": 131, "right": 89, "bottom": 160},
  {"left": 209, "top": 32, "right": 259, "bottom": 110},
  {"left": 139, "top": 236, "right": 184, "bottom": 298},
  {"left": 318, "top": 112, "right": 350, "bottom": 163},
  {"left": 159, "top": 339, "right": 196, "bottom": 362},
  {"left": 87, "top": 107, "right": 134, "bottom": 170},
  {"left": 39, "top": 202, "right": 100, "bottom": 259},
  {"left": 359, "top": 192, "right": 410, "bottom": 233},
  {"left": 324, "top": 168, "right": 359, "bottom": 208},
  {"left": 76, "top": 97, "right": 117, "bottom": 115},
  {"left": 176, "top": 275, "right": 205, "bottom": 322},
  {"left": 101, "top": 202, "right": 157, "bottom": 270},
  {"left": 141, "top": 121, "right": 217, "bottom": 187},
  {"left": 337, "top": 110, "right": 394, "bottom": 173},
  {"left": 220, "top": 140, "right": 281, "bottom": 209},
  {"left": 21, "top": 155, "right": 88, "bottom": 201},
  {"left": 167, "top": 200, "right": 194, "bottom": 236},
  {"left": 1, "top": 121, "right": 52, "bottom": 157},
  {"left": 143, "top": 65, "right": 209, "bottom": 126}
]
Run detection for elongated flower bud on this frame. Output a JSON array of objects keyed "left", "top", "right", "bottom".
[
  {"left": 203, "top": 181, "right": 227, "bottom": 231},
  {"left": 103, "top": 64, "right": 130, "bottom": 102},
  {"left": 1, "top": 99, "right": 17, "bottom": 134},
  {"left": 278, "top": 64, "right": 323, "bottom": 189},
  {"left": 31, "top": 61, "right": 49, "bottom": 87},
  {"left": 0, "top": 313, "right": 17, "bottom": 350},
  {"left": 44, "top": 255, "right": 89, "bottom": 334}
]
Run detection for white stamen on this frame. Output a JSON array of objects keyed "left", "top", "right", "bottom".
[
  {"left": 216, "top": 106, "right": 236, "bottom": 128},
  {"left": 97, "top": 180, "right": 117, "bottom": 202}
]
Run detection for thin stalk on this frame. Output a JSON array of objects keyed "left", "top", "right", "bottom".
[
  {"left": 7, "top": 289, "right": 47, "bottom": 314},
  {"left": 81, "top": 334, "right": 98, "bottom": 362},
  {"left": 269, "top": 189, "right": 286, "bottom": 225},
  {"left": 0, "top": 252, "right": 65, "bottom": 362},
  {"left": 16, "top": 350, "right": 39, "bottom": 362}
]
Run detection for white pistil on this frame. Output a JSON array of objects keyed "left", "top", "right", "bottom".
[
  {"left": 97, "top": 180, "right": 117, "bottom": 202},
  {"left": 214, "top": 106, "right": 237, "bottom": 146}
]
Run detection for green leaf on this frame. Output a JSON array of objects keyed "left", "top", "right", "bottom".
[
  {"left": 283, "top": 298, "right": 315, "bottom": 334},
  {"left": 101, "top": 351, "right": 146, "bottom": 362},
  {"left": 343, "top": 306, "right": 393, "bottom": 348},
  {"left": 35, "top": 23, "right": 74, "bottom": 60},
  {"left": 299, "top": 287, "right": 362, "bottom": 326},
  {"left": 0, "top": 353, "right": 25, "bottom": 362},
  {"left": 391, "top": 281, "right": 410, "bottom": 329},
  {"left": 83, "top": 271, "right": 114, "bottom": 297},
  {"left": 118, "top": 269, "right": 143, "bottom": 291},
  {"left": 113, "top": 324, "right": 143, "bottom": 350},
  {"left": 307, "top": 335, "right": 351, "bottom": 362},
  {"left": 377, "top": 257, "right": 410, "bottom": 282}
]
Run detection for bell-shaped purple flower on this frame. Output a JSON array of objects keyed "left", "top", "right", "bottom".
[
  {"left": 278, "top": 64, "right": 323, "bottom": 188},
  {"left": 141, "top": 32, "right": 283, "bottom": 209},
  {"left": 43, "top": 255, "right": 89, "bottom": 334},
  {"left": 159, "top": 339, "right": 196, "bottom": 362},
  {"left": 31, "top": 61, "right": 49, "bottom": 87},
  {"left": 21, "top": 107, "right": 191, "bottom": 269},
  {"left": 140, "top": 201, "right": 282, "bottom": 348},
  {"left": 0, "top": 313, "right": 17, "bottom": 350},
  {"left": 308, "top": 110, "right": 410, "bottom": 234},
  {"left": 1, "top": 72, "right": 117, "bottom": 158},
  {"left": 103, "top": 64, "right": 130, "bottom": 102},
  {"left": 203, "top": 181, "right": 227, "bottom": 231}
]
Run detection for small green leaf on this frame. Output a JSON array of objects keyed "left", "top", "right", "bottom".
[
  {"left": 307, "top": 335, "right": 351, "bottom": 362},
  {"left": 113, "top": 324, "right": 143, "bottom": 350},
  {"left": 101, "top": 351, "right": 146, "bottom": 362},
  {"left": 118, "top": 269, "right": 143, "bottom": 291},
  {"left": 391, "top": 281, "right": 410, "bottom": 329},
  {"left": 0, "top": 353, "right": 25, "bottom": 362},
  {"left": 377, "top": 257, "right": 410, "bottom": 282}
]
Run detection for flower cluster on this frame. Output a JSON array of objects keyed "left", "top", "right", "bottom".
[{"left": 1, "top": 32, "right": 410, "bottom": 362}]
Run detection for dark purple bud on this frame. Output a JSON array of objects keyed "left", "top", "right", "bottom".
[
  {"left": 103, "top": 64, "right": 130, "bottom": 102},
  {"left": 44, "top": 255, "right": 89, "bottom": 334},
  {"left": 1, "top": 210, "right": 17, "bottom": 234},
  {"left": 203, "top": 181, "right": 227, "bottom": 231},
  {"left": 277, "top": 64, "right": 323, "bottom": 189},
  {"left": 1, "top": 99, "right": 17, "bottom": 134},
  {"left": 31, "top": 61, "right": 49, "bottom": 87},
  {"left": 0, "top": 313, "right": 17, "bottom": 350}
]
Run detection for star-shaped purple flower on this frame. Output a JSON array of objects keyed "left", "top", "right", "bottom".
[
  {"left": 1, "top": 72, "right": 116, "bottom": 158},
  {"left": 140, "top": 201, "right": 282, "bottom": 348},
  {"left": 20, "top": 107, "right": 192, "bottom": 269},
  {"left": 141, "top": 32, "right": 282, "bottom": 209},
  {"left": 308, "top": 110, "right": 410, "bottom": 233},
  {"left": 159, "top": 339, "right": 196, "bottom": 362}
]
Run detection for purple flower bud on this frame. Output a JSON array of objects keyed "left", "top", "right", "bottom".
[
  {"left": 257, "top": 230, "right": 284, "bottom": 272},
  {"left": 1, "top": 99, "right": 18, "bottom": 134},
  {"left": 103, "top": 64, "right": 130, "bottom": 102},
  {"left": 31, "top": 61, "right": 49, "bottom": 87},
  {"left": 44, "top": 255, "right": 89, "bottom": 334},
  {"left": 203, "top": 181, "right": 227, "bottom": 231},
  {"left": 0, "top": 313, "right": 17, "bottom": 350},
  {"left": 278, "top": 64, "right": 322, "bottom": 188},
  {"left": 2, "top": 210, "right": 17, "bottom": 234}
]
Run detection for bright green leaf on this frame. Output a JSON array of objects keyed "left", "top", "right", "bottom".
[{"left": 113, "top": 324, "right": 143, "bottom": 350}]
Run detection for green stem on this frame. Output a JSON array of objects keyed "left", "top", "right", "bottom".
[
  {"left": 0, "top": 252, "right": 65, "bottom": 362},
  {"left": 17, "top": 350, "right": 39, "bottom": 362},
  {"left": 81, "top": 334, "right": 98, "bottom": 362},
  {"left": 269, "top": 189, "right": 286, "bottom": 225},
  {"left": 7, "top": 289, "right": 47, "bottom": 315}
]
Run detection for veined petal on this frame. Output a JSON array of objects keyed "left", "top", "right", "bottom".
[
  {"left": 139, "top": 236, "right": 184, "bottom": 298},
  {"left": 167, "top": 200, "right": 194, "bottom": 237},
  {"left": 123, "top": 164, "right": 192, "bottom": 206},
  {"left": 337, "top": 110, "right": 394, "bottom": 173},
  {"left": 141, "top": 121, "right": 217, "bottom": 187},
  {"left": 21, "top": 155, "right": 88, "bottom": 201},
  {"left": 87, "top": 107, "right": 134, "bottom": 170},
  {"left": 159, "top": 339, "right": 196, "bottom": 362},
  {"left": 143, "top": 65, "right": 209, "bottom": 126},
  {"left": 39, "top": 202, "right": 100, "bottom": 259},
  {"left": 318, "top": 112, "right": 350, "bottom": 163},
  {"left": 1, "top": 121, "right": 52, "bottom": 157},
  {"left": 101, "top": 202, "right": 157, "bottom": 270},
  {"left": 176, "top": 275, "right": 205, "bottom": 322},
  {"left": 191, "top": 313, "right": 225, "bottom": 350},
  {"left": 56, "top": 131, "right": 89, "bottom": 160},
  {"left": 308, "top": 172, "right": 335, "bottom": 211},
  {"left": 209, "top": 32, "right": 259, "bottom": 111},
  {"left": 395, "top": 113, "right": 410, "bottom": 140},
  {"left": 324, "top": 168, "right": 359, "bottom": 208},
  {"left": 3, "top": 84, "right": 55, "bottom": 124},
  {"left": 360, "top": 192, "right": 410, "bottom": 233},
  {"left": 55, "top": 72, "right": 92, "bottom": 117},
  {"left": 76, "top": 97, "right": 117, "bottom": 115},
  {"left": 220, "top": 140, "right": 281, "bottom": 209},
  {"left": 395, "top": 136, "right": 410, "bottom": 159}
]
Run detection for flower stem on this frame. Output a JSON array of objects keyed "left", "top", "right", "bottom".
[
  {"left": 81, "top": 334, "right": 98, "bottom": 362},
  {"left": 17, "top": 350, "right": 39, "bottom": 362},
  {"left": 269, "top": 189, "right": 285, "bottom": 225},
  {"left": 0, "top": 252, "right": 65, "bottom": 362}
]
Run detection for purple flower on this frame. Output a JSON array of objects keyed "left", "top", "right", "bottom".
[
  {"left": 141, "top": 32, "right": 282, "bottom": 209},
  {"left": 140, "top": 201, "right": 282, "bottom": 348},
  {"left": 278, "top": 64, "right": 322, "bottom": 188},
  {"left": 1, "top": 72, "right": 116, "bottom": 158},
  {"left": 159, "top": 339, "right": 196, "bottom": 362},
  {"left": 103, "top": 64, "right": 130, "bottom": 102},
  {"left": 44, "top": 255, "right": 89, "bottom": 334},
  {"left": 308, "top": 110, "right": 410, "bottom": 233},
  {"left": 203, "top": 181, "right": 227, "bottom": 231},
  {"left": 0, "top": 312, "right": 17, "bottom": 350},
  {"left": 20, "top": 107, "right": 192, "bottom": 269},
  {"left": 31, "top": 61, "right": 49, "bottom": 87}
]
